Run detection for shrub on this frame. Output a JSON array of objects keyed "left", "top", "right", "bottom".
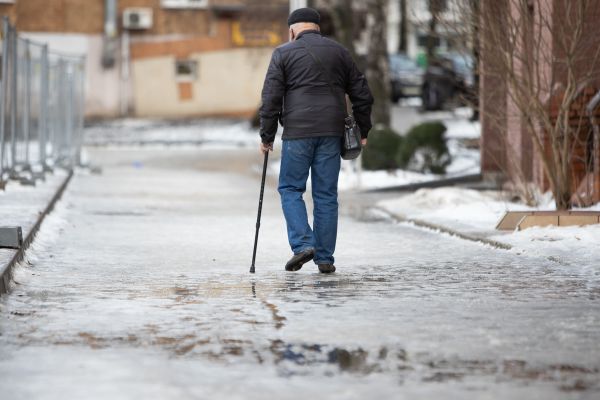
[
  {"left": 396, "top": 121, "right": 451, "bottom": 174},
  {"left": 361, "top": 127, "right": 403, "bottom": 170}
]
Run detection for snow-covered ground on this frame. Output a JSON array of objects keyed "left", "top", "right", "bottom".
[
  {"left": 377, "top": 187, "right": 600, "bottom": 267},
  {"left": 84, "top": 119, "right": 260, "bottom": 148},
  {"left": 0, "top": 169, "right": 70, "bottom": 273},
  {"left": 85, "top": 112, "right": 481, "bottom": 192}
]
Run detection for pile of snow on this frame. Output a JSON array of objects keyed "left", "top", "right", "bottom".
[
  {"left": 378, "top": 187, "right": 551, "bottom": 232},
  {"left": 444, "top": 119, "right": 481, "bottom": 139},
  {"left": 491, "top": 223, "right": 600, "bottom": 267},
  {"left": 378, "top": 187, "right": 600, "bottom": 266},
  {"left": 338, "top": 162, "right": 436, "bottom": 191}
]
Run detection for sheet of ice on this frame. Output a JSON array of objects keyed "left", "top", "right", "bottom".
[{"left": 1, "top": 147, "right": 599, "bottom": 399}]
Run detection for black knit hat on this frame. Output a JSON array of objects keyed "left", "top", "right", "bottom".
[{"left": 287, "top": 7, "right": 320, "bottom": 26}]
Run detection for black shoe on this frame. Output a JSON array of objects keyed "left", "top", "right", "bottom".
[
  {"left": 318, "top": 264, "right": 336, "bottom": 274},
  {"left": 285, "top": 248, "right": 315, "bottom": 271}
]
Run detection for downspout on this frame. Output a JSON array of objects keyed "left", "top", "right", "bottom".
[
  {"left": 290, "top": 0, "right": 308, "bottom": 13},
  {"left": 120, "top": 29, "right": 130, "bottom": 117},
  {"left": 101, "top": 0, "right": 117, "bottom": 68},
  {"left": 586, "top": 90, "right": 600, "bottom": 204}
]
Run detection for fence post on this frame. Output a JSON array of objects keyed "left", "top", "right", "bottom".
[
  {"left": 0, "top": 17, "right": 9, "bottom": 188},
  {"left": 0, "top": 19, "right": 85, "bottom": 183},
  {"left": 40, "top": 44, "right": 50, "bottom": 172},
  {"left": 23, "top": 38, "right": 31, "bottom": 171},
  {"left": 9, "top": 25, "right": 17, "bottom": 178},
  {"left": 66, "top": 62, "right": 74, "bottom": 168}
]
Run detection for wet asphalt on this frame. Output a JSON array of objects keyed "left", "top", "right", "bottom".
[{"left": 0, "top": 147, "right": 598, "bottom": 400}]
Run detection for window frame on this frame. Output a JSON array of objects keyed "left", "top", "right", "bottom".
[{"left": 174, "top": 59, "right": 199, "bottom": 82}]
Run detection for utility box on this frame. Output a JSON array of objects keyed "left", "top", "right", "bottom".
[
  {"left": 123, "top": 8, "right": 153, "bottom": 30},
  {"left": 0, "top": 227, "right": 23, "bottom": 249}
]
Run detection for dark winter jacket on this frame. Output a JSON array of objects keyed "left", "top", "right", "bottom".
[{"left": 259, "top": 30, "right": 373, "bottom": 144}]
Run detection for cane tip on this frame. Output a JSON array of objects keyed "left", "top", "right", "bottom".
[{"left": 249, "top": 266, "right": 255, "bottom": 273}]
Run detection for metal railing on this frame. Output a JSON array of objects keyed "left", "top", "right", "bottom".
[{"left": 0, "top": 16, "right": 85, "bottom": 188}]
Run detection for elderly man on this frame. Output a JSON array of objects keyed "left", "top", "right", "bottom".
[{"left": 259, "top": 7, "right": 373, "bottom": 273}]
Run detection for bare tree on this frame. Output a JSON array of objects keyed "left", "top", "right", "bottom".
[
  {"left": 426, "top": 0, "right": 445, "bottom": 61},
  {"left": 398, "top": 0, "right": 408, "bottom": 53},
  {"left": 322, "top": 0, "right": 357, "bottom": 58},
  {"left": 366, "top": 0, "right": 390, "bottom": 127},
  {"left": 446, "top": 0, "right": 600, "bottom": 209}
]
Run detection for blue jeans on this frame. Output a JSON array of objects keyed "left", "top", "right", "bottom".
[{"left": 278, "top": 137, "right": 341, "bottom": 265}]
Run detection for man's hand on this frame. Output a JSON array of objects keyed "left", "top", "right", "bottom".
[
  {"left": 361, "top": 138, "right": 368, "bottom": 146},
  {"left": 260, "top": 142, "right": 273, "bottom": 154}
]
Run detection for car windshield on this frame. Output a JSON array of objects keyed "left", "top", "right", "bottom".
[
  {"left": 450, "top": 54, "right": 473, "bottom": 75},
  {"left": 390, "top": 55, "right": 418, "bottom": 71}
]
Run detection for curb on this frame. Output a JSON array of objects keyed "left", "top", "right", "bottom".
[
  {"left": 374, "top": 206, "right": 513, "bottom": 250},
  {"left": 365, "top": 173, "right": 483, "bottom": 193},
  {"left": 0, "top": 170, "right": 74, "bottom": 295}
]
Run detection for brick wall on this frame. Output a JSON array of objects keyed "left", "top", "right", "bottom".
[
  {"left": 5, "top": 0, "right": 104, "bottom": 33},
  {"left": 0, "top": 0, "right": 288, "bottom": 37}
]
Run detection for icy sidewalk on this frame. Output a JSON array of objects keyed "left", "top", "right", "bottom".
[
  {"left": 0, "top": 147, "right": 599, "bottom": 399},
  {"left": 377, "top": 187, "right": 600, "bottom": 267},
  {"left": 0, "top": 170, "right": 71, "bottom": 292}
]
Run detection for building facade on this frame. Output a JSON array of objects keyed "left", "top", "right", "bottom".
[
  {"left": 0, "top": 0, "right": 289, "bottom": 118},
  {"left": 479, "top": 0, "right": 600, "bottom": 205}
]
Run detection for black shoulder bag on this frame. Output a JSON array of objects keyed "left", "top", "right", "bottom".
[{"left": 299, "top": 41, "right": 362, "bottom": 160}]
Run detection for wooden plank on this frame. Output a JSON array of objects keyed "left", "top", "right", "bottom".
[
  {"left": 496, "top": 211, "right": 532, "bottom": 230},
  {"left": 517, "top": 215, "right": 559, "bottom": 230},
  {"left": 558, "top": 215, "right": 599, "bottom": 226},
  {"left": 497, "top": 211, "right": 600, "bottom": 230}
]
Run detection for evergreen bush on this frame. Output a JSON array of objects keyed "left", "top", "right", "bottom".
[
  {"left": 396, "top": 121, "right": 451, "bottom": 174},
  {"left": 361, "top": 122, "right": 451, "bottom": 174},
  {"left": 361, "top": 127, "right": 403, "bottom": 170}
]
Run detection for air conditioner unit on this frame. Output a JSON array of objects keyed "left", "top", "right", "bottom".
[{"left": 123, "top": 8, "right": 153, "bottom": 30}]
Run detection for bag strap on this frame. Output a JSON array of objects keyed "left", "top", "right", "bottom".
[{"left": 298, "top": 40, "right": 350, "bottom": 117}]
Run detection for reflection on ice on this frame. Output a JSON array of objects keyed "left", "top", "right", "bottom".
[{"left": 1, "top": 147, "right": 599, "bottom": 398}]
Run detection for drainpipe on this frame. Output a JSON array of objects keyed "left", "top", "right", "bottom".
[
  {"left": 102, "top": 0, "right": 117, "bottom": 68},
  {"left": 586, "top": 91, "right": 600, "bottom": 200},
  {"left": 290, "top": 0, "right": 308, "bottom": 12},
  {"left": 586, "top": 90, "right": 600, "bottom": 203},
  {"left": 120, "top": 29, "right": 130, "bottom": 117}
]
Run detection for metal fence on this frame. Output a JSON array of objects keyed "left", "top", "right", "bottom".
[{"left": 0, "top": 16, "right": 85, "bottom": 188}]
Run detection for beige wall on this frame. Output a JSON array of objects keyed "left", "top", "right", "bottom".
[{"left": 132, "top": 47, "right": 272, "bottom": 117}]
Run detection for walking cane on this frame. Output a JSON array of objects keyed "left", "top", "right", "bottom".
[{"left": 250, "top": 151, "right": 269, "bottom": 273}]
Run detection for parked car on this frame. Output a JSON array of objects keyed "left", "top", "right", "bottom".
[
  {"left": 421, "top": 52, "right": 475, "bottom": 111},
  {"left": 389, "top": 53, "right": 424, "bottom": 103}
]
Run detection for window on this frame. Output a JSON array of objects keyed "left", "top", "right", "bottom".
[
  {"left": 417, "top": 34, "right": 440, "bottom": 48},
  {"left": 175, "top": 60, "right": 198, "bottom": 82},
  {"left": 161, "top": 0, "right": 208, "bottom": 9}
]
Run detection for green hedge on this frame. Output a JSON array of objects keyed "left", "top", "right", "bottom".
[
  {"left": 362, "top": 127, "right": 403, "bottom": 170},
  {"left": 362, "top": 122, "right": 451, "bottom": 174}
]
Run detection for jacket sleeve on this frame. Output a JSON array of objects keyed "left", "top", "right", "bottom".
[
  {"left": 259, "top": 49, "right": 285, "bottom": 144},
  {"left": 343, "top": 50, "right": 374, "bottom": 139}
]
